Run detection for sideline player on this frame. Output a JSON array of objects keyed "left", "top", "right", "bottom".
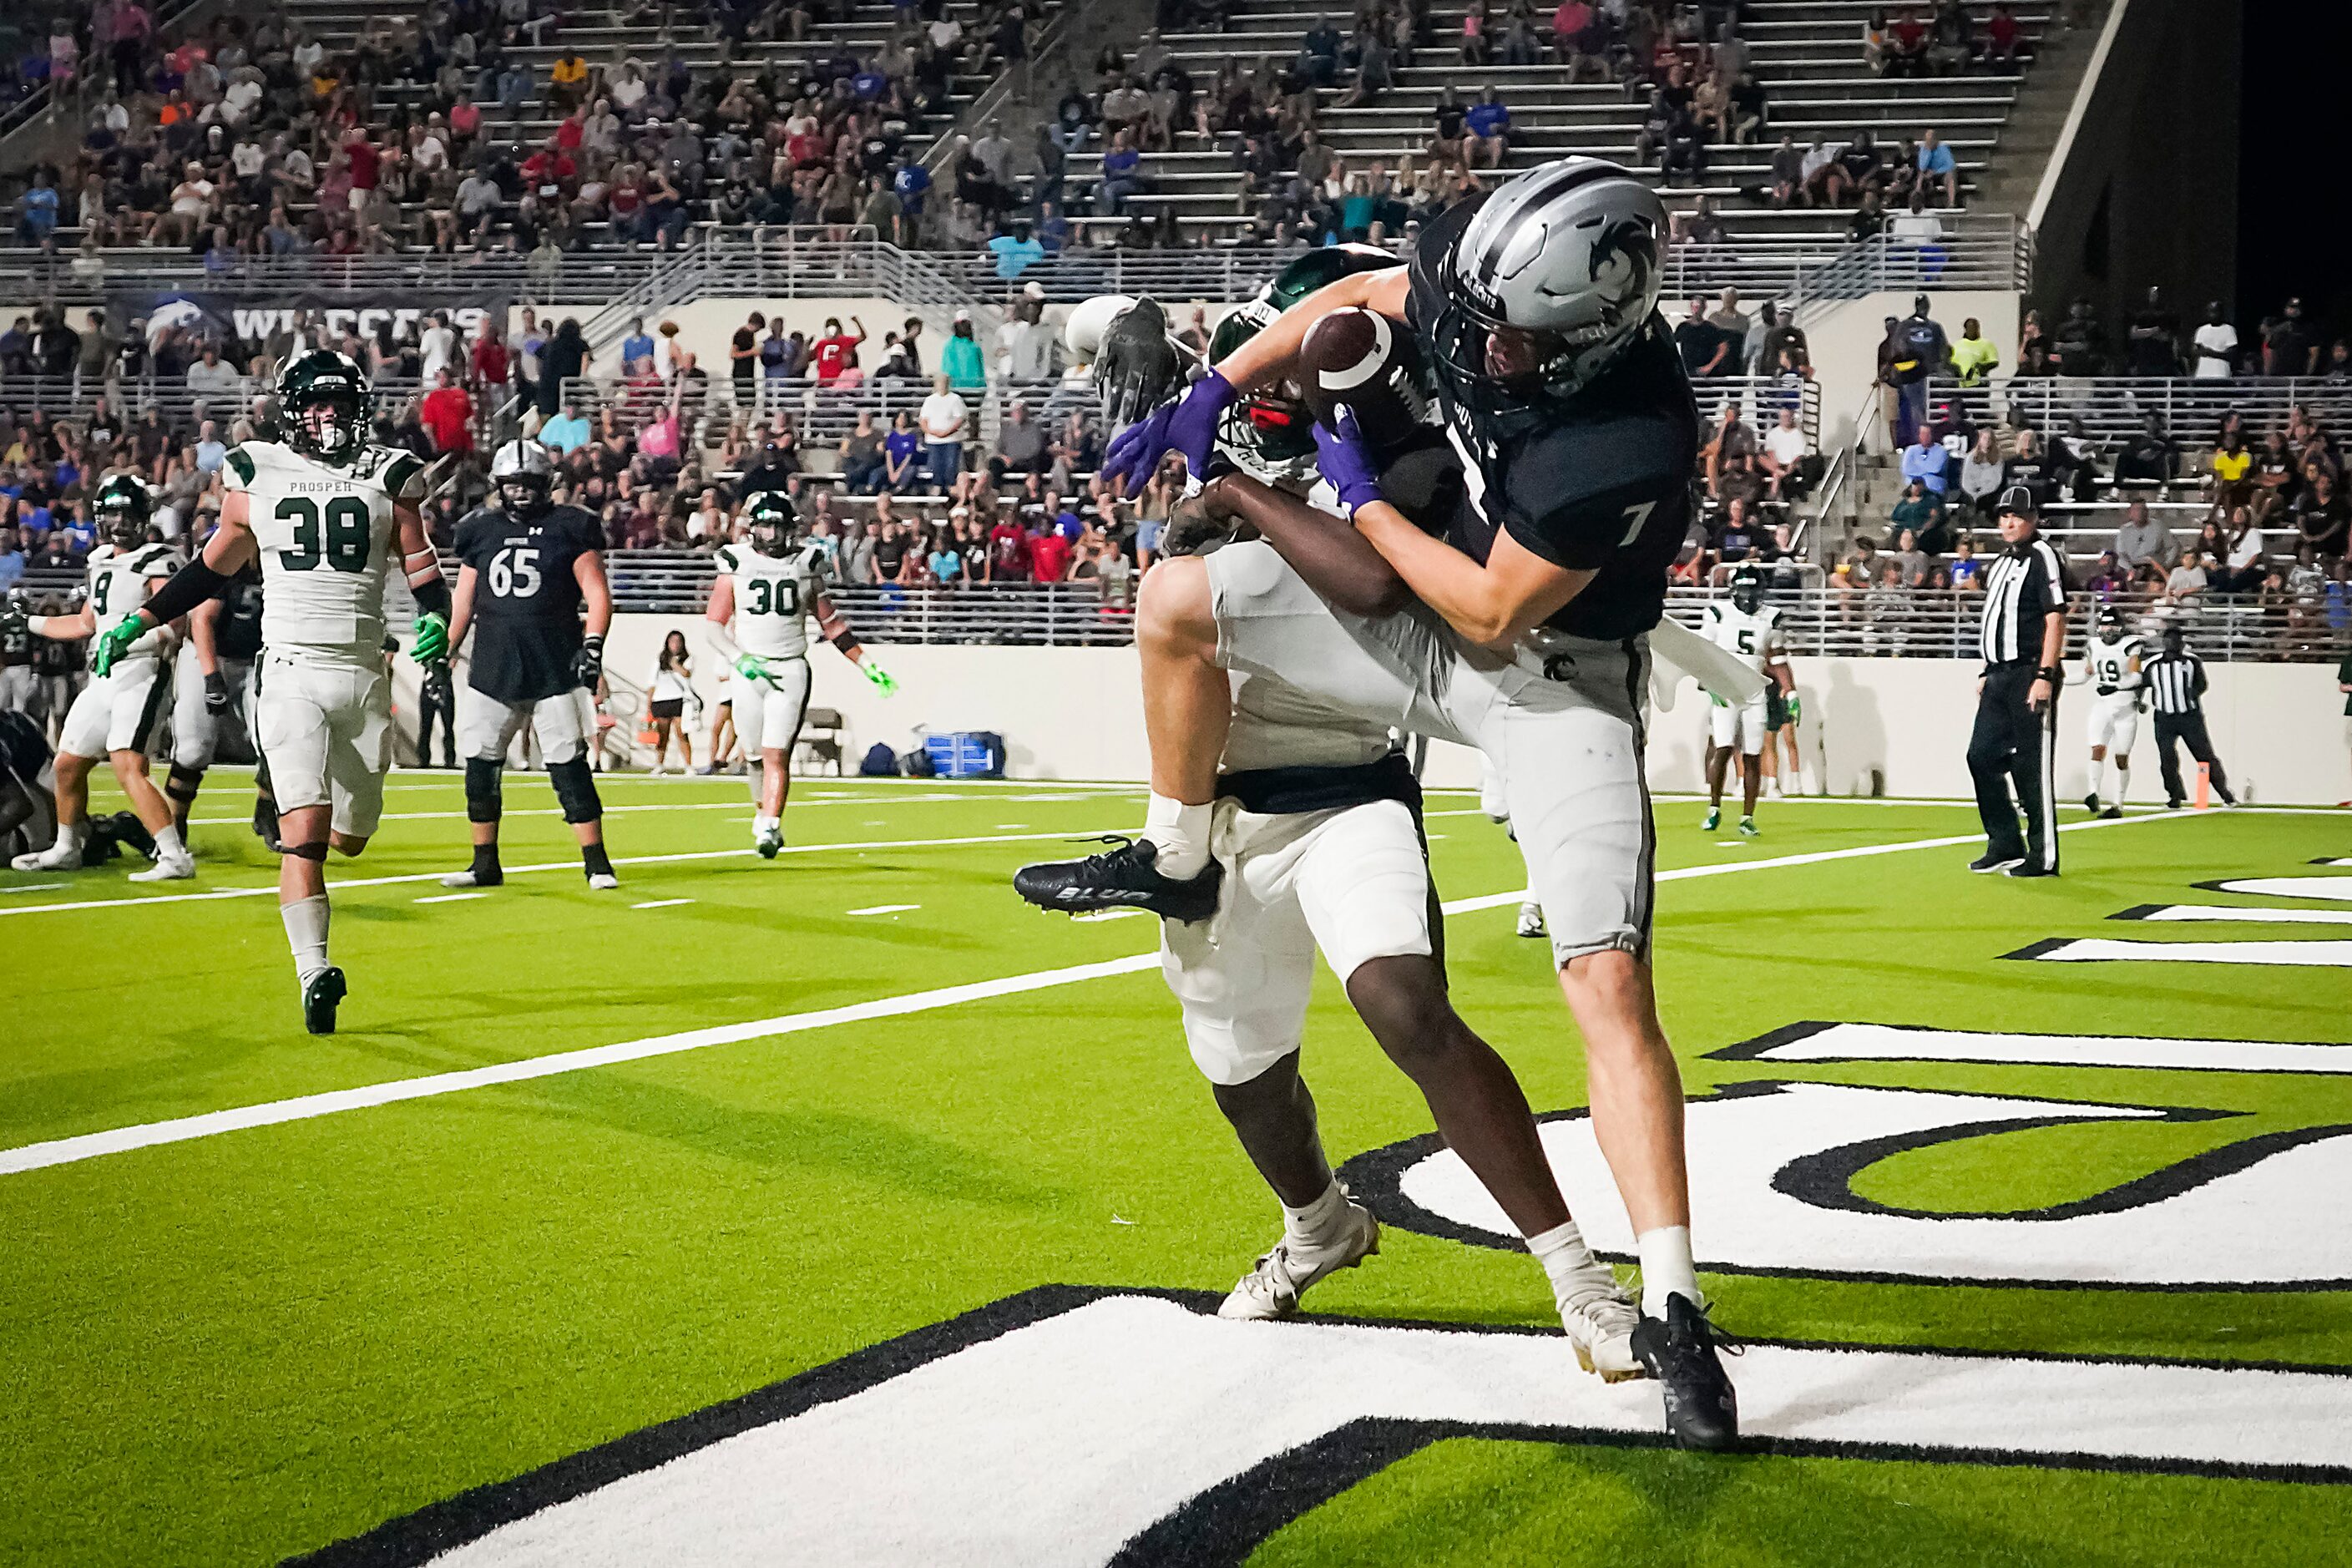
[
  {"left": 0, "top": 706, "right": 58, "bottom": 858},
  {"left": 9, "top": 476, "right": 194, "bottom": 880},
  {"left": 0, "top": 588, "right": 39, "bottom": 722},
  {"left": 1760, "top": 670, "right": 1809, "bottom": 799},
  {"left": 439, "top": 440, "right": 619, "bottom": 891},
  {"left": 1699, "top": 566, "right": 1788, "bottom": 837},
  {"left": 1030, "top": 161, "right": 1739, "bottom": 1447},
  {"left": 98, "top": 350, "right": 449, "bottom": 1033},
  {"left": 703, "top": 491, "right": 894, "bottom": 858},
  {"left": 2078, "top": 602, "right": 2142, "bottom": 818}
]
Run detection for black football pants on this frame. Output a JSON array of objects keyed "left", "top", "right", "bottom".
[
  {"left": 1968, "top": 662, "right": 2058, "bottom": 873},
  {"left": 2154, "top": 711, "right": 2233, "bottom": 807},
  {"left": 416, "top": 685, "right": 457, "bottom": 770}
]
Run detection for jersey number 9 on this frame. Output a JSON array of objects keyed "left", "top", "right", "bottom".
[
  {"left": 488, "top": 546, "right": 543, "bottom": 599},
  {"left": 743, "top": 578, "right": 799, "bottom": 616},
  {"left": 277, "top": 497, "right": 372, "bottom": 574}
]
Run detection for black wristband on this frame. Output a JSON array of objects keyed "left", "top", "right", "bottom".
[
  {"left": 411, "top": 574, "right": 453, "bottom": 619},
  {"left": 141, "top": 557, "right": 235, "bottom": 629},
  {"left": 832, "top": 630, "right": 862, "bottom": 655},
  {"left": 2037, "top": 665, "right": 2062, "bottom": 683}
]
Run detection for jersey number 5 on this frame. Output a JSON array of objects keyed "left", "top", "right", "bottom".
[
  {"left": 743, "top": 578, "right": 799, "bottom": 616},
  {"left": 277, "top": 497, "right": 371, "bottom": 574},
  {"left": 488, "top": 546, "right": 543, "bottom": 599}
]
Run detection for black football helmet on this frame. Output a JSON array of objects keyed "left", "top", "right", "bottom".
[
  {"left": 1730, "top": 564, "right": 1767, "bottom": 615},
  {"left": 276, "top": 349, "right": 372, "bottom": 464},
  {"left": 92, "top": 474, "right": 154, "bottom": 549},
  {"left": 2095, "top": 602, "right": 2125, "bottom": 637},
  {"left": 742, "top": 490, "right": 797, "bottom": 557}
]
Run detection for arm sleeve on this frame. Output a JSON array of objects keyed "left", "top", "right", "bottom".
[{"left": 139, "top": 556, "right": 237, "bottom": 628}]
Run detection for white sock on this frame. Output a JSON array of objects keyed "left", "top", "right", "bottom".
[
  {"left": 281, "top": 894, "right": 330, "bottom": 987},
  {"left": 1282, "top": 1179, "right": 1350, "bottom": 1250},
  {"left": 1636, "top": 1225, "right": 1702, "bottom": 1316},
  {"left": 154, "top": 824, "right": 187, "bottom": 861},
  {"left": 1526, "top": 1218, "right": 1618, "bottom": 1307},
  {"left": 55, "top": 820, "right": 88, "bottom": 851},
  {"left": 753, "top": 812, "right": 780, "bottom": 835},
  {"left": 2111, "top": 763, "right": 2130, "bottom": 807},
  {"left": 1142, "top": 793, "right": 1211, "bottom": 879}
]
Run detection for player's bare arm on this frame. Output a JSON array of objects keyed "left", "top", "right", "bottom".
[
  {"left": 1186, "top": 473, "right": 1411, "bottom": 619},
  {"left": 701, "top": 573, "right": 742, "bottom": 662},
  {"left": 1214, "top": 268, "right": 1410, "bottom": 392},
  {"left": 1353, "top": 495, "right": 1593, "bottom": 649},
  {"left": 445, "top": 564, "right": 483, "bottom": 652},
  {"left": 576, "top": 550, "right": 612, "bottom": 640}
]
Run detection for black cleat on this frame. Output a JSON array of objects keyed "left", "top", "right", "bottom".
[
  {"left": 1968, "top": 852, "right": 2025, "bottom": 873},
  {"left": 1014, "top": 837, "right": 1224, "bottom": 923},
  {"left": 2099, "top": 807, "right": 2122, "bottom": 819},
  {"left": 2006, "top": 862, "right": 2059, "bottom": 878},
  {"left": 2083, "top": 793, "right": 2101, "bottom": 813},
  {"left": 109, "top": 811, "right": 155, "bottom": 862},
  {"left": 1631, "top": 1294, "right": 1740, "bottom": 1452},
  {"left": 302, "top": 966, "right": 348, "bottom": 1035}
]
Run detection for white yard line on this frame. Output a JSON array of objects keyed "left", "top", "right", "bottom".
[
  {"left": 413, "top": 893, "right": 487, "bottom": 905},
  {"left": 632, "top": 899, "right": 695, "bottom": 910},
  {"left": 0, "top": 829, "right": 1134, "bottom": 920},
  {"left": 0, "top": 808, "right": 2194, "bottom": 1180},
  {"left": 847, "top": 904, "right": 921, "bottom": 916}
]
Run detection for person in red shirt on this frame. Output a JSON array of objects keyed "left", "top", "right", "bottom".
[
  {"left": 1027, "top": 522, "right": 1073, "bottom": 583},
  {"left": 469, "top": 321, "right": 511, "bottom": 397},
  {"left": 419, "top": 368, "right": 474, "bottom": 454},
  {"left": 342, "top": 131, "right": 380, "bottom": 195},
  {"left": 985, "top": 516, "right": 1029, "bottom": 582},
  {"left": 555, "top": 107, "right": 586, "bottom": 152},
  {"left": 811, "top": 316, "right": 867, "bottom": 382},
  {"left": 519, "top": 139, "right": 577, "bottom": 197},
  {"left": 449, "top": 94, "right": 483, "bottom": 145}
]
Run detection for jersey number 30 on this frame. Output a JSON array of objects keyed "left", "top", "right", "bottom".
[
  {"left": 277, "top": 497, "right": 372, "bottom": 574},
  {"left": 743, "top": 578, "right": 799, "bottom": 616},
  {"left": 488, "top": 546, "right": 543, "bottom": 599}
]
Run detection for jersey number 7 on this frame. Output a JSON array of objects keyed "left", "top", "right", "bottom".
[{"left": 1617, "top": 501, "right": 1657, "bottom": 547}]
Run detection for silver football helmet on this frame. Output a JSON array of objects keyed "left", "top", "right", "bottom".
[{"left": 490, "top": 438, "right": 555, "bottom": 517}]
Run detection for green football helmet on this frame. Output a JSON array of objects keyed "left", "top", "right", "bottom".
[
  {"left": 91, "top": 473, "right": 154, "bottom": 549},
  {"left": 276, "top": 349, "right": 372, "bottom": 464},
  {"left": 1211, "top": 245, "right": 1407, "bottom": 480},
  {"left": 741, "top": 489, "right": 798, "bottom": 557}
]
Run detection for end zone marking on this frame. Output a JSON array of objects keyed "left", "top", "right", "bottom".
[
  {"left": 2006, "top": 938, "right": 2352, "bottom": 968},
  {"left": 2113, "top": 904, "right": 2352, "bottom": 927}
]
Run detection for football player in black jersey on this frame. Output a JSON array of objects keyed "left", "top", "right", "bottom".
[
  {"left": 1078, "top": 158, "right": 1737, "bottom": 1448},
  {"left": 438, "top": 440, "right": 619, "bottom": 890}
]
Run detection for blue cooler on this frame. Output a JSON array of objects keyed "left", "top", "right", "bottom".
[{"left": 923, "top": 731, "right": 1006, "bottom": 779}]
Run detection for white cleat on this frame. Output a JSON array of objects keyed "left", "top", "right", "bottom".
[
  {"left": 1558, "top": 1276, "right": 1646, "bottom": 1383},
  {"left": 1218, "top": 1201, "right": 1380, "bottom": 1321},
  {"left": 754, "top": 826, "right": 784, "bottom": 860},
  {"left": 587, "top": 872, "right": 620, "bottom": 890},
  {"left": 440, "top": 870, "right": 488, "bottom": 888},
  {"left": 129, "top": 847, "right": 196, "bottom": 883},
  {"left": 1516, "top": 900, "right": 1547, "bottom": 939},
  {"left": 13, "top": 842, "right": 82, "bottom": 872}
]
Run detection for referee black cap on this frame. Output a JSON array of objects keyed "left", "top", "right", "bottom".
[{"left": 1996, "top": 485, "right": 2040, "bottom": 521}]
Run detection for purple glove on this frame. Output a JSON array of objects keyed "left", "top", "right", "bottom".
[
  {"left": 1102, "top": 368, "right": 1236, "bottom": 490},
  {"left": 1313, "top": 407, "right": 1383, "bottom": 513}
]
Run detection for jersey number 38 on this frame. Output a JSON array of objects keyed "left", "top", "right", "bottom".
[{"left": 277, "top": 496, "right": 372, "bottom": 574}]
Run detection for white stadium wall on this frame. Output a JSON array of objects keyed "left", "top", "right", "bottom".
[{"left": 422, "top": 622, "right": 2349, "bottom": 805}]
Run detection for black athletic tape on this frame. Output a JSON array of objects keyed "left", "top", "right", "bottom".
[
  {"left": 548, "top": 757, "right": 603, "bottom": 824},
  {"left": 164, "top": 764, "right": 205, "bottom": 805},
  {"left": 410, "top": 574, "right": 453, "bottom": 620},
  {"left": 831, "top": 630, "right": 862, "bottom": 655},
  {"left": 464, "top": 757, "right": 504, "bottom": 823},
  {"left": 284, "top": 840, "right": 329, "bottom": 862}
]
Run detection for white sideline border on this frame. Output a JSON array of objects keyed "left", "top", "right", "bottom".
[{"left": 0, "top": 809, "right": 2182, "bottom": 1179}]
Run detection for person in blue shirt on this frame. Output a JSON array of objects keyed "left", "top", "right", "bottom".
[
  {"left": 53, "top": 505, "right": 86, "bottom": 554},
  {"left": 1917, "top": 129, "right": 1959, "bottom": 206},
  {"left": 1899, "top": 422, "right": 1952, "bottom": 494},
  {"left": 620, "top": 319, "right": 656, "bottom": 375},
  {"left": 893, "top": 160, "right": 931, "bottom": 224},
  {"left": 1464, "top": 89, "right": 1512, "bottom": 169},
  {"left": 852, "top": 64, "right": 888, "bottom": 99},
  {"left": 1099, "top": 129, "right": 1145, "bottom": 215},
  {"left": 539, "top": 399, "right": 594, "bottom": 453},
  {"left": 883, "top": 412, "right": 923, "bottom": 493},
  {"left": 987, "top": 220, "right": 1044, "bottom": 280},
  {"left": 941, "top": 314, "right": 986, "bottom": 390},
  {"left": 1035, "top": 200, "right": 1070, "bottom": 254},
  {"left": 1298, "top": 17, "right": 1343, "bottom": 86},
  {"left": 928, "top": 535, "right": 965, "bottom": 585},
  {"left": 15, "top": 172, "right": 59, "bottom": 245}
]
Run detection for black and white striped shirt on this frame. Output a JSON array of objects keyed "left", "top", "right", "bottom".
[
  {"left": 2143, "top": 649, "right": 2208, "bottom": 715},
  {"left": 1978, "top": 536, "right": 2070, "bottom": 665}
]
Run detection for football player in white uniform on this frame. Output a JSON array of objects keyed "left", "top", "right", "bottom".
[
  {"left": 2078, "top": 602, "right": 2143, "bottom": 819},
  {"left": 1698, "top": 566, "right": 1791, "bottom": 837},
  {"left": 97, "top": 350, "right": 450, "bottom": 1034},
  {"left": 9, "top": 475, "right": 195, "bottom": 880},
  {"left": 703, "top": 491, "right": 894, "bottom": 858}
]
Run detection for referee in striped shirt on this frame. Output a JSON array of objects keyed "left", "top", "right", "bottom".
[
  {"left": 2144, "top": 625, "right": 2238, "bottom": 808},
  {"left": 1968, "top": 486, "right": 2070, "bottom": 876}
]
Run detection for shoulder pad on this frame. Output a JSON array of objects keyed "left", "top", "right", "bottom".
[
  {"left": 222, "top": 445, "right": 259, "bottom": 488},
  {"left": 133, "top": 544, "right": 178, "bottom": 574},
  {"left": 715, "top": 545, "right": 740, "bottom": 574}
]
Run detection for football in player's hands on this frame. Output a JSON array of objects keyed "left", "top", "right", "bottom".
[{"left": 1300, "top": 306, "right": 1429, "bottom": 452}]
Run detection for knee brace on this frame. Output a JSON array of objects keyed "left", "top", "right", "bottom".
[
  {"left": 548, "top": 756, "right": 603, "bottom": 824},
  {"left": 284, "top": 839, "right": 329, "bottom": 862},
  {"left": 164, "top": 763, "right": 205, "bottom": 808},
  {"left": 465, "top": 757, "right": 504, "bottom": 823}
]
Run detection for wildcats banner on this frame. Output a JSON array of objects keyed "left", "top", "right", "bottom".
[{"left": 107, "top": 288, "right": 513, "bottom": 356}]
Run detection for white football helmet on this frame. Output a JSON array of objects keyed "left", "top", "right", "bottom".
[{"left": 490, "top": 438, "right": 554, "bottom": 516}]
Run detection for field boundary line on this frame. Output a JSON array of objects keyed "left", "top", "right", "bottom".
[{"left": 0, "top": 810, "right": 2188, "bottom": 1180}]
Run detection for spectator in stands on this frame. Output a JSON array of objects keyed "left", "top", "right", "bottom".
[
  {"left": 186, "top": 344, "right": 241, "bottom": 400},
  {"left": 2107, "top": 501, "right": 2173, "bottom": 578},
  {"left": 2167, "top": 548, "right": 2212, "bottom": 606},
  {"left": 2192, "top": 301, "right": 2240, "bottom": 378},
  {"left": 2114, "top": 416, "right": 2179, "bottom": 488},
  {"left": 990, "top": 400, "right": 1048, "bottom": 483},
  {"left": 840, "top": 412, "right": 886, "bottom": 493},
  {"left": 1915, "top": 128, "right": 1959, "bottom": 207},
  {"left": 2294, "top": 470, "right": 2349, "bottom": 558},
  {"left": 883, "top": 412, "right": 922, "bottom": 493},
  {"left": 542, "top": 398, "right": 592, "bottom": 457},
  {"left": 812, "top": 316, "right": 867, "bottom": 384},
  {"left": 1901, "top": 423, "right": 1951, "bottom": 496},
  {"left": 1675, "top": 299, "right": 1729, "bottom": 379},
  {"left": 1464, "top": 88, "right": 1512, "bottom": 170},
  {"left": 2265, "top": 299, "right": 2322, "bottom": 377},
  {"left": 1950, "top": 317, "right": 2000, "bottom": 387},
  {"left": 1890, "top": 484, "right": 1945, "bottom": 559},
  {"left": 920, "top": 373, "right": 969, "bottom": 494},
  {"left": 1299, "top": 16, "right": 1344, "bottom": 87},
  {"left": 1985, "top": 3, "right": 2024, "bottom": 67},
  {"left": 2125, "top": 287, "right": 2182, "bottom": 376},
  {"left": 420, "top": 368, "right": 473, "bottom": 455},
  {"left": 2217, "top": 505, "right": 2270, "bottom": 593},
  {"left": 942, "top": 312, "right": 985, "bottom": 392}
]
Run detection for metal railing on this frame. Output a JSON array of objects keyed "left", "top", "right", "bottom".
[
  {"left": 1670, "top": 215, "right": 2031, "bottom": 309},
  {"left": 0, "top": 247, "right": 687, "bottom": 308},
  {"left": 610, "top": 567, "right": 1139, "bottom": 642},
  {"left": 0, "top": 370, "right": 455, "bottom": 427},
  {"left": 1924, "top": 376, "right": 2352, "bottom": 445}
]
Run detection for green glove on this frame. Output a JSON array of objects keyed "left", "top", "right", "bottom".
[
  {"left": 1784, "top": 693, "right": 1802, "bottom": 725},
  {"left": 90, "top": 619, "right": 144, "bottom": 678},
  {"left": 412, "top": 611, "right": 450, "bottom": 664},
  {"left": 734, "top": 653, "right": 775, "bottom": 686},
  {"left": 860, "top": 659, "right": 898, "bottom": 696}
]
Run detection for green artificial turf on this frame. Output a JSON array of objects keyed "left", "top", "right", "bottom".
[{"left": 2, "top": 775, "right": 2347, "bottom": 1564}]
